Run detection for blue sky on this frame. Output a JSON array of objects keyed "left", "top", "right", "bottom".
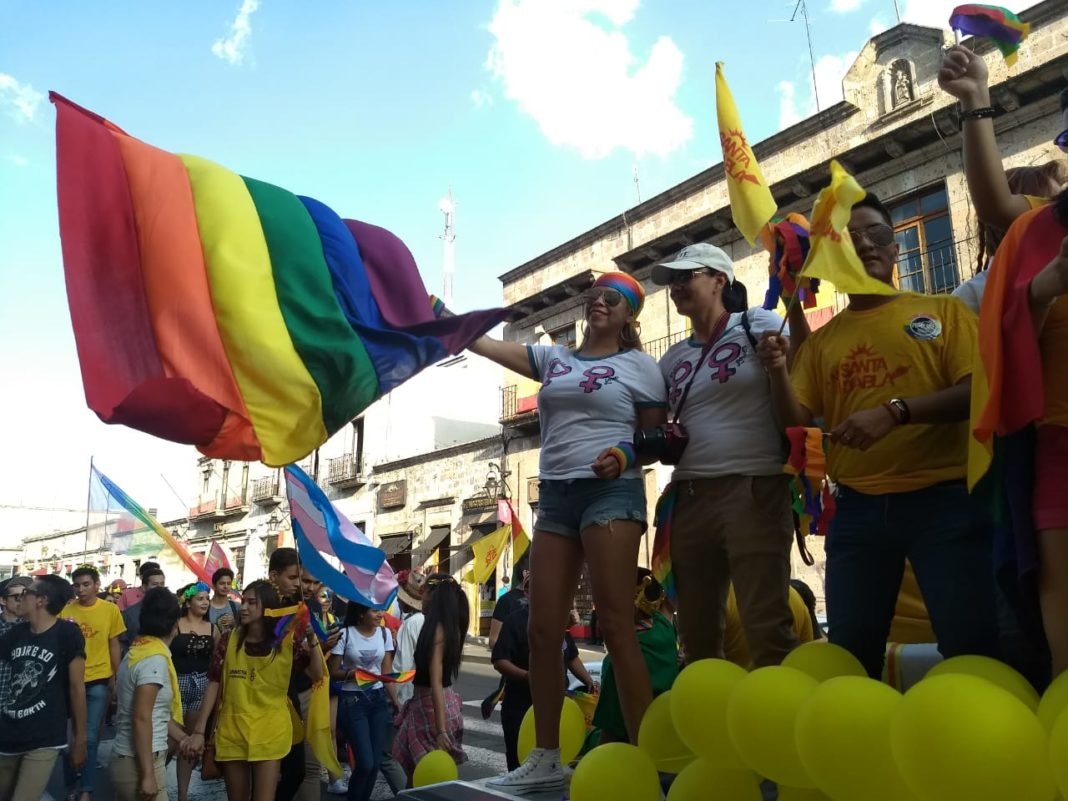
[{"left": 0, "top": 0, "right": 1024, "bottom": 538}]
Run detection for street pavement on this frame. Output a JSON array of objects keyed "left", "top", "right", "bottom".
[{"left": 42, "top": 660, "right": 508, "bottom": 801}]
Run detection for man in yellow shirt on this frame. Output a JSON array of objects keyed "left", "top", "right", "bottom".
[
  {"left": 63, "top": 565, "right": 126, "bottom": 801},
  {"left": 758, "top": 192, "right": 997, "bottom": 678}
]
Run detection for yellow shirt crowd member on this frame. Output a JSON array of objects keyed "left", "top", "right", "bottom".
[
  {"left": 64, "top": 596, "right": 126, "bottom": 682},
  {"left": 791, "top": 294, "right": 977, "bottom": 494},
  {"left": 724, "top": 585, "right": 815, "bottom": 669}
]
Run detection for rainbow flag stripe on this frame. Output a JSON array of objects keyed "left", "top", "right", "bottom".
[
  {"left": 949, "top": 5, "right": 1031, "bottom": 65},
  {"left": 52, "top": 94, "right": 508, "bottom": 467},
  {"left": 354, "top": 669, "right": 416, "bottom": 687}
]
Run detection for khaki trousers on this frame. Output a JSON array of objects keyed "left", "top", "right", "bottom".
[
  {"left": 109, "top": 749, "right": 167, "bottom": 801},
  {"left": 0, "top": 748, "right": 60, "bottom": 801},
  {"left": 671, "top": 474, "right": 799, "bottom": 667}
]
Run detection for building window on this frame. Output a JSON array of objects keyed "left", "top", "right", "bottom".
[
  {"left": 233, "top": 546, "right": 245, "bottom": 586},
  {"left": 550, "top": 323, "right": 577, "bottom": 349},
  {"left": 889, "top": 186, "right": 959, "bottom": 295}
]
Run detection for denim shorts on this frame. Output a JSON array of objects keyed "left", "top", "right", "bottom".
[{"left": 536, "top": 478, "right": 647, "bottom": 538}]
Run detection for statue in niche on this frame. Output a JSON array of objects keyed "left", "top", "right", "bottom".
[{"left": 891, "top": 60, "right": 914, "bottom": 107}]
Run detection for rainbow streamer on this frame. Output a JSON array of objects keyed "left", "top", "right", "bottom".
[
  {"left": 265, "top": 602, "right": 311, "bottom": 644},
  {"left": 761, "top": 214, "right": 819, "bottom": 312},
  {"left": 784, "top": 427, "right": 835, "bottom": 536},
  {"left": 650, "top": 484, "right": 679, "bottom": 603},
  {"left": 949, "top": 5, "right": 1030, "bottom": 66},
  {"left": 354, "top": 669, "right": 416, "bottom": 688}
]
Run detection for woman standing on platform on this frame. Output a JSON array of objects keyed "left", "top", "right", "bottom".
[{"left": 439, "top": 272, "right": 667, "bottom": 793}]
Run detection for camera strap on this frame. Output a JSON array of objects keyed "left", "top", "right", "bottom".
[{"left": 672, "top": 310, "right": 731, "bottom": 424}]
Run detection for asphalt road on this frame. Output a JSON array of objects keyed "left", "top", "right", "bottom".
[{"left": 43, "top": 662, "right": 506, "bottom": 801}]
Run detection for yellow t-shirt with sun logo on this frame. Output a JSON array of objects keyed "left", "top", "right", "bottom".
[
  {"left": 791, "top": 293, "right": 977, "bottom": 494},
  {"left": 63, "top": 597, "right": 127, "bottom": 682}
]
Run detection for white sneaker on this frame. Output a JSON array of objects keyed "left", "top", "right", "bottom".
[
  {"left": 327, "top": 776, "right": 349, "bottom": 795},
  {"left": 486, "top": 748, "right": 565, "bottom": 794}
]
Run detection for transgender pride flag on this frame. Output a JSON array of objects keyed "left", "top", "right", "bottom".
[{"left": 284, "top": 465, "right": 397, "bottom": 609}]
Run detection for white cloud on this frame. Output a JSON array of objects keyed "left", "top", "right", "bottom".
[
  {"left": 0, "top": 74, "right": 44, "bottom": 122},
  {"left": 869, "top": 16, "right": 890, "bottom": 36},
  {"left": 470, "top": 89, "right": 494, "bottom": 109},
  {"left": 775, "top": 51, "right": 857, "bottom": 130},
  {"left": 830, "top": 0, "right": 864, "bottom": 12},
  {"left": 899, "top": 0, "right": 1028, "bottom": 28},
  {"left": 7, "top": 154, "right": 28, "bottom": 167},
  {"left": 485, "top": 0, "right": 693, "bottom": 159},
  {"left": 212, "top": 0, "right": 260, "bottom": 66}
]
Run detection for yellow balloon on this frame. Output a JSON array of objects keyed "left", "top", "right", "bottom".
[
  {"left": 927, "top": 655, "right": 1039, "bottom": 712},
  {"left": 778, "top": 787, "right": 833, "bottom": 801},
  {"left": 891, "top": 674, "right": 1056, "bottom": 801},
  {"left": 517, "top": 696, "right": 587, "bottom": 765},
  {"left": 726, "top": 666, "right": 818, "bottom": 788},
  {"left": 1039, "top": 670, "right": 1068, "bottom": 733},
  {"left": 570, "top": 743, "right": 661, "bottom": 801},
  {"left": 666, "top": 760, "right": 761, "bottom": 801},
  {"left": 796, "top": 676, "right": 918, "bottom": 801},
  {"left": 670, "top": 658, "right": 748, "bottom": 769},
  {"left": 638, "top": 691, "right": 695, "bottom": 774},
  {"left": 782, "top": 641, "right": 866, "bottom": 683},
  {"left": 412, "top": 749, "right": 458, "bottom": 788},
  {"left": 1049, "top": 707, "right": 1068, "bottom": 799}
]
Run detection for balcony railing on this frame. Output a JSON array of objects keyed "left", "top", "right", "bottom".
[
  {"left": 251, "top": 475, "right": 282, "bottom": 505},
  {"left": 327, "top": 454, "right": 365, "bottom": 488},
  {"left": 643, "top": 330, "right": 688, "bottom": 362},
  {"left": 188, "top": 495, "right": 248, "bottom": 520},
  {"left": 500, "top": 385, "right": 539, "bottom": 426}
]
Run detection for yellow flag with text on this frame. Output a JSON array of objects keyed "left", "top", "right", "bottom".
[
  {"left": 716, "top": 62, "right": 776, "bottom": 245},
  {"left": 464, "top": 525, "right": 511, "bottom": 585},
  {"left": 800, "top": 160, "right": 899, "bottom": 296}
]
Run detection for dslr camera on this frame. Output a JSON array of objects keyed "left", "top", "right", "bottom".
[{"left": 633, "top": 421, "right": 689, "bottom": 465}]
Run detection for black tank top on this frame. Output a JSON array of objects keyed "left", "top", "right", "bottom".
[{"left": 171, "top": 630, "right": 214, "bottom": 675}]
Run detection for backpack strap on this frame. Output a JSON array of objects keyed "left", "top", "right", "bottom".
[{"left": 739, "top": 309, "right": 759, "bottom": 349}]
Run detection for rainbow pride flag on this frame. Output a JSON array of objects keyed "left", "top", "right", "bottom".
[
  {"left": 650, "top": 484, "right": 679, "bottom": 603},
  {"left": 353, "top": 669, "right": 416, "bottom": 688},
  {"left": 52, "top": 94, "right": 508, "bottom": 467},
  {"left": 949, "top": 5, "right": 1030, "bottom": 66}
]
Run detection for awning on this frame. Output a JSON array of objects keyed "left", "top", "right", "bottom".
[
  {"left": 451, "top": 529, "right": 488, "bottom": 559},
  {"left": 377, "top": 533, "right": 413, "bottom": 558},
  {"left": 463, "top": 510, "right": 497, "bottom": 527},
  {"left": 413, "top": 527, "right": 452, "bottom": 565}
]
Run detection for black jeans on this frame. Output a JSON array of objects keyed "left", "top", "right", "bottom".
[{"left": 500, "top": 699, "right": 530, "bottom": 771}]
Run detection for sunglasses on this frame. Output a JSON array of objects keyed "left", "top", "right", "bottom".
[
  {"left": 584, "top": 288, "right": 624, "bottom": 308},
  {"left": 1056, "top": 129, "right": 1068, "bottom": 153},
  {"left": 666, "top": 268, "right": 711, "bottom": 285},
  {"left": 848, "top": 223, "right": 895, "bottom": 248},
  {"left": 4, "top": 592, "right": 24, "bottom": 601}
]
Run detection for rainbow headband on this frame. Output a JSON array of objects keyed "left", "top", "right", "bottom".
[{"left": 593, "top": 273, "right": 644, "bottom": 316}]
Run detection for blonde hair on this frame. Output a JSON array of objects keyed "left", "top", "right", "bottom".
[{"left": 578, "top": 320, "right": 644, "bottom": 352}]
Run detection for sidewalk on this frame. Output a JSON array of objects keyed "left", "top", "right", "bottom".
[{"left": 464, "top": 636, "right": 606, "bottom": 666}]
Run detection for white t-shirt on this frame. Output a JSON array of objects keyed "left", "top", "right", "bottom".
[
  {"left": 660, "top": 308, "right": 788, "bottom": 480},
  {"left": 112, "top": 653, "right": 174, "bottom": 756},
  {"left": 951, "top": 271, "right": 987, "bottom": 315},
  {"left": 527, "top": 345, "right": 667, "bottom": 480},
  {"left": 331, "top": 626, "right": 392, "bottom": 692},
  {"left": 393, "top": 612, "right": 424, "bottom": 705}
]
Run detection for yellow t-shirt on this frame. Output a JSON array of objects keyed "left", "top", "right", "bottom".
[
  {"left": 64, "top": 598, "right": 126, "bottom": 682},
  {"left": 790, "top": 293, "right": 977, "bottom": 494},
  {"left": 724, "top": 585, "right": 815, "bottom": 669}
]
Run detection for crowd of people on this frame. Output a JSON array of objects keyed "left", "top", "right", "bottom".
[{"left": 1, "top": 42, "right": 1067, "bottom": 801}]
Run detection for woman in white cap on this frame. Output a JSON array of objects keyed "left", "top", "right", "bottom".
[{"left": 644, "top": 243, "right": 800, "bottom": 668}]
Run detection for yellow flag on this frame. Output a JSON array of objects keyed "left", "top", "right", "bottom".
[
  {"left": 463, "top": 524, "right": 511, "bottom": 585},
  {"left": 716, "top": 62, "right": 776, "bottom": 245},
  {"left": 800, "top": 160, "right": 898, "bottom": 296}
]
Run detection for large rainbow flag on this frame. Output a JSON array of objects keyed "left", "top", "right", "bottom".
[
  {"left": 52, "top": 93, "right": 508, "bottom": 467},
  {"left": 949, "top": 5, "right": 1030, "bottom": 66}
]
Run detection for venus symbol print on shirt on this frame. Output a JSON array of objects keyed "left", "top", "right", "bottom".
[
  {"left": 544, "top": 358, "right": 573, "bottom": 385},
  {"left": 579, "top": 366, "right": 617, "bottom": 393}
]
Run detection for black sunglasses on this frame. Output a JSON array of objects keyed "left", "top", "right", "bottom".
[
  {"left": 667, "top": 268, "right": 711, "bottom": 285},
  {"left": 584, "top": 289, "right": 624, "bottom": 308},
  {"left": 848, "top": 223, "right": 895, "bottom": 248},
  {"left": 4, "top": 591, "right": 25, "bottom": 600},
  {"left": 1056, "top": 129, "right": 1068, "bottom": 153}
]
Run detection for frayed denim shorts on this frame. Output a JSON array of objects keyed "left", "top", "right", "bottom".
[{"left": 536, "top": 478, "right": 647, "bottom": 539}]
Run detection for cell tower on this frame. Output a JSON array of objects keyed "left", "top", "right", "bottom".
[{"left": 438, "top": 186, "right": 456, "bottom": 306}]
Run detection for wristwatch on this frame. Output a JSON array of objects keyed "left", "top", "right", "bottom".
[{"left": 887, "top": 398, "right": 911, "bottom": 424}]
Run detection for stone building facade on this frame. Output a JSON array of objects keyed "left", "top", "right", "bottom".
[{"left": 495, "top": 0, "right": 1068, "bottom": 617}]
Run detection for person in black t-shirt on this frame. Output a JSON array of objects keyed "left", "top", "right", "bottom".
[
  {"left": 0, "top": 575, "right": 86, "bottom": 801},
  {"left": 491, "top": 584, "right": 595, "bottom": 771}
]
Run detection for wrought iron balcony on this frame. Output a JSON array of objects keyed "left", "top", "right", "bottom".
[
  {"left": 500, "top": 385, "right": 539, "bottom": 427},
  {"left": 327, "top": 454, "right": 365, "bottom": 488},
  {"left": 251, "top": 475, "right": 282, "bottom": 506}
]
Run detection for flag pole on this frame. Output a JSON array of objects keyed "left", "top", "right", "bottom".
[{"left": 82, "top": 456, "right": 94, "bottom": 568}]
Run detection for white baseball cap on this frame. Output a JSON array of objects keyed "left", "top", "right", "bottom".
[{"left": 651, "top": 243, "right": 735, "bottom": 286}]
